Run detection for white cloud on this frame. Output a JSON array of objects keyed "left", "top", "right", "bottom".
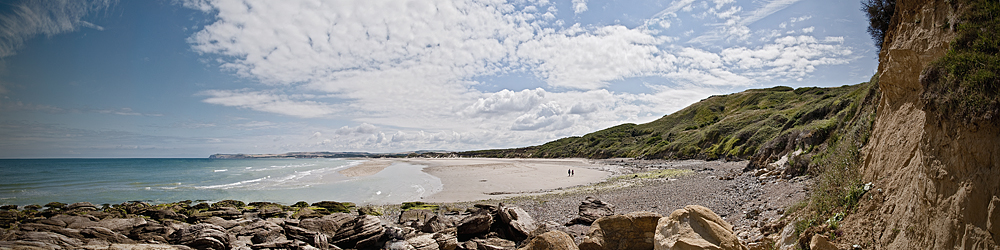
[
  {"left": 197, "top": 89, "right": 336, "bottom": 118},
  {"left": 572, "top": 0, "right": 588, "bottom": 14},
  {"left": 182, "top": 0, "right": 859, "bottom": 152},
  {"left": 0, "top": 0, "right": 111, "bottom": 58}
]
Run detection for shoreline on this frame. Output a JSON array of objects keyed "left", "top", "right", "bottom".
[{"left": 406, "top": 158, "right": 610, "bottom": 202}]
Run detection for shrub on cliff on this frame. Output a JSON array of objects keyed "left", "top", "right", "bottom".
[{"left": 862, "top": 0, "right": 896, "bottom": 51}]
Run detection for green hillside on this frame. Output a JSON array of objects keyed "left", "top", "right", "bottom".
[{"left": 453, "top": 78, "right": 880, "bottom": 174}]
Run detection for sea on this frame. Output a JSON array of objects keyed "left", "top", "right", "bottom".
[{"left": 0, "top": 158, "right": 443, "bottom": 207}]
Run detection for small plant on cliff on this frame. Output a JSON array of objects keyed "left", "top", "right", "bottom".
[
  {"left": 921, "top": 0, "right": 1000, "bottom": 124},
  {"left": 862, "top": 0, "right": 896, "bottom": 52}
]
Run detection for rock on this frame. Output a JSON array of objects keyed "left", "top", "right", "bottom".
[
  {"left": 20, "top": 222, "right": 85, "bottom": 239},
  {"left": 471, "top": 238, "right": 515, "bottom": 250},
  {"left": 87, "top": 243, "right": 198, "bottom": 250},
  {"left": 67, "top": 202, "right": 98, "bottom": 211},
  {"left": 433, "top": 229, "right": 459, "bottom": 250},
  {"left": 496, "top": 205, "right": 537, "bottom": 242},
  {"left": 809, "top": 234, "right": 839, "bottom": 250},
  {"left": 457, "top": 211, "right": 493, "bottom": 237},
  {"left": 200, "top": 217, "right": 239, "bottom": 229},
  {"left": 193, "top": 207, "right": 242, "bottom": 220},
  {"left": 567, "top": 197, "right": 614, "bottom": 225},
  {"left": 232, "top": 220, "right": 285, "bottom": 244},
  {"left": 330, "top": 215, "right": 384, "bottom": 249},
  {"left": 400, "top": 209, "right": 437, "bottom": 229},
  {"left": 51, "top": 214, "right": 98, "bottom": 228},
  {"left": 422, "top": 214, "right": 459, "bottom": 233},
  {"left": 168, "top": 223, "right": 234, "bottom": 250},
  {"left": 130, "top": 223, "right": 173, "bottom": 244},
  {"left": 407, "top": 234, "right": 440, "bottom": 250},
  {"left": 578, "top": 211, "right": 661, "bottom": 250},
  {"left": 776, "top": 221, "right": 797, "bottom": 250},
  {"left": 17, "top": 231, "right": 84, "bottom": 249},
  {"left": 97, "top": 217, "right": 149, "bottom": 233},
  {"left": 284, "top": 225, "right": 330, "bottom": 249},
  {"left": 292, "top": 207, "right": 324, "bottom": 219},
  {"left": 517, "top": 231, "right": 578, "bottom": 250},
  {"left": 258, "top": 207, "right": 284, "bottom": 218},
  {"left": 654, "top": 205, "right": 746, "bottom": 250},
  {"left": 142, "top": 208, "right": 188, "bottom": 221},
  {"left": 0, "top": 240, "right": 63, "bottom": 250},
  {"left": 387, "top": 240, "right": 417, "bottom": 250},
  {"left": 82, "top": 226, "right": 136, "bottom": 244}
]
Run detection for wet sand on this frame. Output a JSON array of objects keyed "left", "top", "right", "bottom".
[{"left": 337, "top": 159, "right": 393, "bottom": 177}]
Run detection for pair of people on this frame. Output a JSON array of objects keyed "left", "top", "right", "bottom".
[{"left": 567, "top": 169, "right": 575, "bottom": 176}]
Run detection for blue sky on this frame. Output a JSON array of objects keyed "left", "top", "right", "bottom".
[{"left": 0, "top": 0, "right": 878, "bottom": 158}]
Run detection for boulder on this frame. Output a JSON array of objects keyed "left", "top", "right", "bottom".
[
  {"left": 284, "top": 225, "right": 330, "bottom": 249},
  {"left": 653, "top": 205, "right": 746, "bottom": 250},
  {"left": 517, "top": 230, "right": 578, "bottom": 250},
  {"left": 567, "top": 197, "right": 614, "bottom": 225},
  {"left": 496, "top": 205, "right": 537, "bottom": 242},
  {"left": 457, "top": 211, "right": 493, "bottom": 237},
  {"left": 97, "top": 217, "right": 149, "bottom": 233},
  {"left": 400, "top": 209, "right": 438, "bottom": 229},
  {"left": 422, "top": 214, "right": 459, "bottom": 233},
  {"left": 192, "top": 207, "right": 242, "bottom": 220},
  {"left": 330, "top": 215, "right": 384, "bottom": 249},
  {"left": 51, "top": 214, "right": 99, "bottom": 228},
  {"left": 808, "top": 234, "right": 839, "bottom": 250},
  {"left": 471, "top": 238, "right": 516, "bottom": 250},
  {"left": 433, "top": 229, "right": 459, "bottom": 250},
  {"left": 578, "top": 211, "right": 661, "bottom": 250},
  {"left": 16, "top": 231, "right": 84, "bottom": 249},
  {"left": 67, "top": 202, "right": 98, "bottom": 211},
  {"left": 200, "top": 217, "right": 239, "bottom": 229},
  {"left": 233, "top": 220, "right": 285, "bottom": 244},
  {"left": 20, "top": 222, "right": 85, "bottom": 239},
  {"left": 407, "top": 234, "right": 440, "bottom": 250},
  {"left": 168, "top": 223, "right": 234, "bottom": 250},
  {"left": 82, "top": 226, "right": 135, "bottom": 244},
  {"left": 130, "top": 223, "right": 173, "bottom": 244},
  {"left": 387, "top": 240, "right": 417, "bottom": 250}
]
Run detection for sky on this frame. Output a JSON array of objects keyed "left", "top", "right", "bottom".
[{"left": 0, "top": 0, "right": 878, "bottom": 158}]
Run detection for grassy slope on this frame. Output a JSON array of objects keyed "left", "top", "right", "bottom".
[{"left": 454, "top": 81, "right": 879, "bottom": 169}]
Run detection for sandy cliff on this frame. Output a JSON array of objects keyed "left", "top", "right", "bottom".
[{"left": 842, "top": 0, "right": 1000, "bottom": 248}]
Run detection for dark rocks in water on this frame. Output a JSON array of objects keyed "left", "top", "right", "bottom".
[
  {"left": 567, "top": 197, "right": 615, "bottom": 226},
  {"left": 168, "top": 223, "right": 233, "bottom": 250}
]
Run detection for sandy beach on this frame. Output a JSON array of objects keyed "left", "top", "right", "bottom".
[
  {"left": 404, "top": 158, "right": 609, "bottom": 202},
  {"left": 337, "top": 158, "right": 610, "bottom": 202}
]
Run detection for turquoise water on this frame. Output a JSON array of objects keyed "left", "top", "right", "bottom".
[{"left": 0, "top": 158, "right": 442, "bottom": 206}]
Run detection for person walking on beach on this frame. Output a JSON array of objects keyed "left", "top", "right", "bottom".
[
  {"left": 568, "top": 169, "right": 572, "bottom": 177},
  {"left": 572, "top": 169, "right": 575, "bottom": 176}
]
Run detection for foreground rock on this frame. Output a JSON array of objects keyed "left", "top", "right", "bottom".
[
  {"left": 654, "top": 205, "right": 746, "bottom": 250},
  {"left": 567, "top": 198, "right": 614, "bottom": 226},
  {"left": 578, "top": 211, "right": 661, "bottom": 250},
  {"left": 518, "top": 231, "right": 578, "bottom": 250}
]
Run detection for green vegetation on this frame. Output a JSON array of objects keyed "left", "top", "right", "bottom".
[
  {"left": 862, "top": 0, "right": 896, "bottom": 52},
  {"left": 458, "top": 81, "right": 877, "bottom": 168},
  {"left": 311, "top": 201, "right": 356, "bottom": 213},
  {"left": 609, "top": 169, "right": 692, "bottom": 181},
  {"left": 921, "top": 0, "right": 1000, "bottom": 124},
  {"left": 401, "top": 201, "right": 439, "bottom": 211}
]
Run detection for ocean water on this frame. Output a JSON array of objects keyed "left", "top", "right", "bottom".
[{"left": 0, "top": 158, "right": 442, "bottom": 206}]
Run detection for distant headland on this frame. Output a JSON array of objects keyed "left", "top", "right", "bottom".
[{"left": 208, "top": 150, "right": 450, "bottom": 159}]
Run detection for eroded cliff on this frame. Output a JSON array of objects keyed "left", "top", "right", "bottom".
[{"left": 841, "top": 0, "right": 1000, "bottom": 248}]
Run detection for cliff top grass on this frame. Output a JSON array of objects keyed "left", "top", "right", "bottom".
[
  {"left": 921, "top": 0, "right": 1000, "bottom": 124},
  {"left": 456, "top": 80, "right": 875, "bottom": 162}
]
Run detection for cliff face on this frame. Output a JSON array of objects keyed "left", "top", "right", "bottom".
[{"left": 844, "top": 0, "right": 1000, "bottom": 248}]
